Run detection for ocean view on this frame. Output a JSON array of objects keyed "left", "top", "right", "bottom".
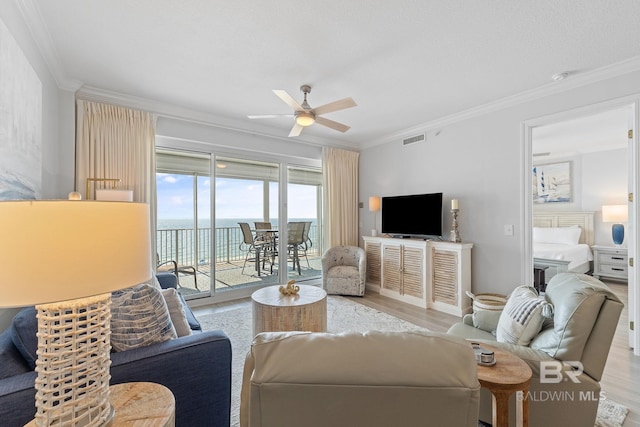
[
  {"left": 157, "top": 218, "right": 317, "bottom": 230},
  {"left": 156, "top": 218, "right": 319, "bottom": 265}
]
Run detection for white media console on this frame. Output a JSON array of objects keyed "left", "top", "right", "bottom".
[{"left": 362, "top": 236, "right": 473, "bottom": 316}]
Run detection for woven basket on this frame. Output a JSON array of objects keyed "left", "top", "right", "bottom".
[{"left": 465, "top": 291, "right": 507, "bottom": 313}]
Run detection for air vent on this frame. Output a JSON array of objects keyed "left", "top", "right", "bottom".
[{"left": 402, "top": 133, "right": 426, "bottom": 146}]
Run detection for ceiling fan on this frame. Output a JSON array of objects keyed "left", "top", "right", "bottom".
[{"left": 248, "top": 85, "right": 357, "bottom": 137}]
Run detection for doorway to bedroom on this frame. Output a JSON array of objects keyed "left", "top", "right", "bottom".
[{"left": 524, "top": 97, "right": 639, "bottom": 353}]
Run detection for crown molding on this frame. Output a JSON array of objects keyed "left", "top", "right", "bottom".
[
  {"left": 16, "top": 0, "right": 83, "bottom": 91},
  {"left": 17, "top": 0, "right": 640, "bottom": 152},
  {"left": 360, "top": 55, "right": 640, "bottom": 150},
  {"left": 77, "top": 86, "right": 361, "bottom": 151}
]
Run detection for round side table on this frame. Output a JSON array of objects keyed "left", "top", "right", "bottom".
[
  {"left": 26, "top": 382, "right": 175, "bottom": 427},
  {"left": 476, "top": 345, "right": 532, "bottom": 427},
  {"left": 252, "top": 285, "right": 327, "bottom": 335}
]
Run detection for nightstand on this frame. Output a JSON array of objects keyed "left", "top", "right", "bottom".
[{"left": 592, "top": 245, "right": 628, "bottom": 281}]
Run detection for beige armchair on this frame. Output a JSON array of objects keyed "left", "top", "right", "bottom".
[
  {"left": 321, "top": 245, "right": 366, "bottom": 296},
  {"left": 240, "top": 330, "right": 480, "bottom": 427},
  {"left": 448, "top": 273, "right": 623, "bottom": 427}
]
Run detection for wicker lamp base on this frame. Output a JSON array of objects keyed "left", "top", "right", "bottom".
[{"left": 34, "top": 293, "right": 114, "bottom": 427}]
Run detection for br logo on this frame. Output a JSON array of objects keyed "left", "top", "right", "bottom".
[{"left": 540, "top": 361, "right": 583, "bottom": 383}]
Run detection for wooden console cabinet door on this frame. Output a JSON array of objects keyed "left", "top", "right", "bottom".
[
  {"left": 402, "top": 246, "right": 424, "bottom": 299},
  {"left": 432, "top": 249, "right": 458, "bottom": 306},
  {"left": 381, "top": 242, "right": 425, "bottom": 305},
  {"left": 382, "top": 245, "right": 402, "bottom": 293},
  {"left": 365, "top": 240, "right": 381, "bottom": 286},
  {"left": 429, "top": 241, "right": 473, "bottom": 316}
]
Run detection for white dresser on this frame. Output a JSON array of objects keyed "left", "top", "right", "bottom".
[{"left": 363, "top": 236, "right": 473, "bottom": 316}]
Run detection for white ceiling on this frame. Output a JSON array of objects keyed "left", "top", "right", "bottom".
[
  {"left": 22, "top": 0, "right": 640, "bottom": 148},
  {"left": 533, "top": 108, "right": 630, "bottom": 158}
]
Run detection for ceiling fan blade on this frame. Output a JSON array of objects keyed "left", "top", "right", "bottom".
[
  {"left": 248, "top": 114, "right": 294, "bottom": 119},
  {"left": 288, "top": 123, "right": 304, "bottom": 137},
  {"left": 273, "top": 90, "right": 305, "bottom": 111},
  {"left": 311, "top": 97, "right": 357, "bottom": 116},
  {"left": 315, "top": 116, "right": 351, "bottom": 133}
]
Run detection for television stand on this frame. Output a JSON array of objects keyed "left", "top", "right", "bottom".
[{"left": 362, "top": 236, "right": 473, "bottom": 316}]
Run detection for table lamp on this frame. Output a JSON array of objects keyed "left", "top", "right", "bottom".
[
  {"left": 369, "top": 196, "right": 381, "bottom": 236},
  {"left": 602, "top": 205, "right": 627, "bottom": 245},
  {"left": 0, "top": 200, "right": 151, "bottom": 426}
]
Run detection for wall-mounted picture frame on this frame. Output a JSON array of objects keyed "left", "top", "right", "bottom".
[
  {"left": 0, "top": 18, "right": 42, "bottom": 200},
  {"left": 533, "top": 161, "right": 572, "bottom": 204}
]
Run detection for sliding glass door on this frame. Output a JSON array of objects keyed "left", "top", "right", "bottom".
[
  {"left": 286, "top": 164, "right": 323, "bottom": 281},
  {"left": 156, "top": 146, "right": 322, "bottom": 301},
  {"left": 156, "top": 149, "right": 212, "bottom": 299},
  {"left": 214, "top": 156, "right": 280, "bottom": 290}
]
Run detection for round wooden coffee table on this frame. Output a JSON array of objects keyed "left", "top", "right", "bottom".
[
  {"left": 252, "top": 285, "right": 327, "bottom": 335},
  {"left": 476, "top": 344, "right": 532, "bottom": 427}
]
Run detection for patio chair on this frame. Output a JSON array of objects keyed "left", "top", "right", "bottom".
[
  {"left": 297, "top": 221, "right": 312, "bottom": 268},
  {"left": 239, "top": 222, "right": 272, "bottom": 276},
  {"left": 156, "top": 254, "right": 199, "bottom": 290},
  {"left": 254, "top": 221, "right": 275, "bottom": 245},
  {"left": 287, "top": 222, "right": 305, "bottom": 275}
]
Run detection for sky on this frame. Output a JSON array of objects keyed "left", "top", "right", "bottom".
[{"left": 156, "top": 173, "right": 317, "bottom": 220}]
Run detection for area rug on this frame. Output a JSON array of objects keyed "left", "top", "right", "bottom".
[
  {"left": 197, "top": 295, "right": 428, "bottom": 427},
  {"left": 596, "top": 397, "right": 629, "bottom": 427},
  {"left": 197, "top": 295, "right": 629, "bottom": 427}
]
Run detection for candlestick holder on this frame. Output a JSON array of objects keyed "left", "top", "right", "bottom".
[{"left": 450, "top": 208, "right": 461, "bottom": 243}]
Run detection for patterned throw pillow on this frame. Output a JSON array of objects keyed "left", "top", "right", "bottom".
[
  {"left": 161, "top": 288, "right": 192, "bottom": 337},
  {"left": 111, "top": 284, "right": 177, "bottom": 352},
  {"left": 496, "top": 285, "right": 553, "bottom": 346}
]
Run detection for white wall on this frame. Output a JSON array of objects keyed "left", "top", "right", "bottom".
[
  {"left": 0, "top": 3, "right": 74, "bottom": 330},
  {"left": 360, "top": 72, "right": 640, "bottom": 295},
  {"left": 583, "top": 148, "right": 629, "bottom": 245},
  {"left": 534, "top": 148, "right": 628, "bottom": 247}
]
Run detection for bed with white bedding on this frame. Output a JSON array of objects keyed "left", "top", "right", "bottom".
[{"left": 532, "top": 211, "right": 595, "bottom": 284}]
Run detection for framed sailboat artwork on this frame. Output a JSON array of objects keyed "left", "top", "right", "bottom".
[{"left": 533, "top": 161, "right": 572, "bottom": 204}]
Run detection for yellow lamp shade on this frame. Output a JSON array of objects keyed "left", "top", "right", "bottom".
[
  {"left": 0, "top": 200, "right": 152, "bottom": 307},
  {"left": 369, "top": 196, "right": 381, "bottom": 212}
]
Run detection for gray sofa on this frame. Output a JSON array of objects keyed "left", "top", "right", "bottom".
[
  {"left": 448, "top": 273, "right": 623, "bottom": 427},
  {"left": 0, "top": 273, "right": 232, "bottom": 427}
]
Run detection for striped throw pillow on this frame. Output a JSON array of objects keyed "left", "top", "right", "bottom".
[
  {"left": 111, "top": 284, "right": 177, "bottom": 352},
  {"left": 496, "top": 285, "right": 553, "bottom": 346}
]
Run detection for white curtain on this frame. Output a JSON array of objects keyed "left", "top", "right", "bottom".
[
  {"left": 322, "top": 147, "right": 360, "bottom": 248},
  {"left": 75, "top": 99, "right": 157, "bottom": 266}
]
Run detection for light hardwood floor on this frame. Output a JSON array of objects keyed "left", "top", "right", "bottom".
[{"left": 193, "top": 281, "right": 640, "bottom": 426}]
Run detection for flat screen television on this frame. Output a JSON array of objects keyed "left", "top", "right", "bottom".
[{"left": 381, "top": 192, "right": 443, "bottom": 237}]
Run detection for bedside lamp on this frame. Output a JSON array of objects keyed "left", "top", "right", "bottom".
[
  {"left": 0, "top": 200, "right": 151, "bottom": 426},
  {"left": 602, "top": 205, "right": 628, "bottom": 246},
  {"left": 369, "top": 196, "right": 381, "bottom": 236}
]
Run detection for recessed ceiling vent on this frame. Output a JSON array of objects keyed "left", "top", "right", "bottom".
[{"left": 402, "top": 133, "right": 426, "bottom": 146}]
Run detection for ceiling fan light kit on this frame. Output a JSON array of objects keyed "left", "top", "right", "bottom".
[
  {"left": 295, "top": 111, "right": 315, "bottom": 127},
  {"left": 248, "top": 84, "right": 357, "bottom": 137}
]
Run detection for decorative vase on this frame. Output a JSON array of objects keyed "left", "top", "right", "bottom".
[{"left": 612, "top": 224, "right": 624, "bottom": 245}]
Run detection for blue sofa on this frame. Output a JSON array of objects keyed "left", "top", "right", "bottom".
[{"left": 0, "top": 273, "right": 232, "bottom": 427}]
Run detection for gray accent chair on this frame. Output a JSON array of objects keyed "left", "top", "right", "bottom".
[
  {"left": 321, "top": 245, "right": 367, "bottom": 296},
  {"left": 240, "top": 330, "right": 480, "bottom": 427},
  {"left": 448, "top": 273, "right": 623, "bottom": 427}
]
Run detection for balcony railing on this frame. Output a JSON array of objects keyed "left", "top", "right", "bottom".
[{"left": 157, "top": 225, "right": 320, "bottom": 268}]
